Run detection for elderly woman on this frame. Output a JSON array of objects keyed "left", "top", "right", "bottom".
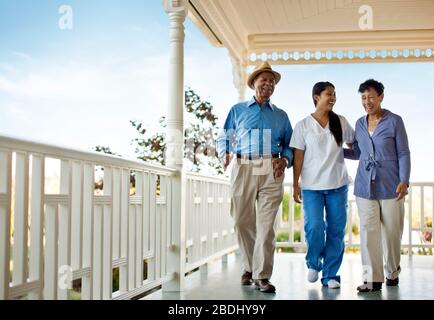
[
  {"left": 290, "top": 81, "right": 355, "bottom": 289},
  {"left": 345, "top": 79, "right": 411, "bottom": 292}
]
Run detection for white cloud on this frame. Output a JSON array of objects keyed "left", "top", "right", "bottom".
[
  {"left": 3, "top": 102, "right": 29, "bottom": 118},
  {"left": 0, "top": 73, "right": 70, "bottom": 99},
  {"left": 11, "top": 51, "right": 32, "bottom": 61},
  {"left": 184, "top": 48, "right": 237, "bottom": 125},
  {"left": 0, "top": 63, "right": 16, "bottom": 73},
  {"left": 0, "top": 53, "right": 172, "bottom": 157},
  {"left": 0, "top": 49, "right": 238, "bottom": 159}
]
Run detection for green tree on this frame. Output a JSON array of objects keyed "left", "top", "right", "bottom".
[
  {"left": 96, "top": 88, "right": 224, "bottom": 175},
  {"left": 130, "top": 117, "right": 166, "bottom": 165},
  {"left": 94, "top": 146, "right": 121, "bottom": 157}
]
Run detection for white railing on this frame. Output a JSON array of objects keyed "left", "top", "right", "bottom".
[
  {"left": 185, "top": 173, "right": 237, "bottom": 273},
  {"left": 2, "top": 133, "right": 431, "bottom": 299},
  {"left": 0, "top": 135, "right": 236, "bottom": 300},
  {"left": 276, "top": 183, "right": 434, "bottom": 255}
]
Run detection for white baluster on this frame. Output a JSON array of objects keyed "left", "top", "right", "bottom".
[
  {"left": 119, "top": 168, "right": 130, "bottom": 292},
  {"left": 58, "top": 160, "right": 71, "bottom": 300},
  {"left": 420, "top": 186, "right": 425, "bottom": 230},
  {"left": 143, "top": 172, "right": 150, "bottom": 255},
  {"left": 348, "top": 200, "right": 354, "bottom": 246},
  {"left": 0, "top": 151, "right": 12, "bottom": 299},
  {"left": 128, "top": 177, "right": 136, "bottom": 290},
  {"left": 432, "top": 186, "right": 434, "bottom": 242},
  {"left": 135, "top": 172, "right": 143, "bottom": 288},
  {"left": 112, "top": 168, "right": 121, "bottom": 261},
  {"left": 102, "top": 166, "right": 113, "bottom": 300},
  {"left": 12, "top": 152, "right": 29, "bottom": 289},
  {"left": 148, "top": 174, "right": 156, "bottom": 282},
  {"left": 166, "top": 177, "right": 172, "bottom": 254},
  {"left": 155, "top": 178, "right": 162, "bottom": 281},
  {"left": 408, "top": 186, "right": 413, "bottom": 256},
  {"left": 92, "top": 204, "right": 103, "bottom": 299},
  {"left": 288, "top": 185, "right": 294, "bottom": 245},
  {"left": 29, "top": 154, "right": 44, "bottom": 299},
  {"left": 70, "top": 161, "right": 82, "bottom": 272},
  {"left": 160, "top": 175, "right": 167, "bottom": 278},
  {"left": 44, "top": 204, "right": 58, "bottom": 299},
  {"left": 81, "top": 163, "right": 94, "bottom": 300},
  {"left": 186, "top": 178, "right": 193, "bottom": 265}
]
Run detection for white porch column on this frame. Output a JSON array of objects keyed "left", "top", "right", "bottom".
[
  {"left": 230, "top": 54, "right": 248, "bottom": 102},
  {"left": 162, "top": 0, "right": 187, "bottom": 292}
]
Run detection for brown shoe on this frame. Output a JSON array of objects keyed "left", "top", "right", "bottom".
[
  {"left": 241, "top": 272, "right": 252, "bottom": 285},
  {"left": 386, "top": 277, "right": 399, "bottom": 286},
  {"left": 254, "top": 279, "right": 276, "bottom": 293}
]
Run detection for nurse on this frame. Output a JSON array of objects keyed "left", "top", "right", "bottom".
[{"left": 290, "top": 81, "right": 355, "bottom": 289}]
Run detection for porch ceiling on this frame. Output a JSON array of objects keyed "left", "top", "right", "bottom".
[{"left": 188, "top": 0, "right": 434, "bottom": 65}]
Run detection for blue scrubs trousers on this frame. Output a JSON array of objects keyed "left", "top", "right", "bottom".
[{"left": 302, "top": 185, "right": 348, "bottom": 285}]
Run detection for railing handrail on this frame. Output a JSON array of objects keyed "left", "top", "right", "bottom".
[
  {"left": 0, "top": 134, "right": 176, "bottom": 175},
  {"left": 284, "top": 181, "right": 434, "bottom": 187},
  {"left": 186, "top": 171, "right": 230, "bottom": 184}
]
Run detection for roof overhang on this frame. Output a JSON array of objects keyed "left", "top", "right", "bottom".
[{"left": 188, "top": 0, "right": 434, "bottom": 65}]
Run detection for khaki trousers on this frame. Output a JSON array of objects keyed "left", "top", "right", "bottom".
[
  {"left": 356, "top": 197, "right": 405, "bottom": 282},
  {"left": 230, "top": 157, "right": 284, "bottom": 280}
]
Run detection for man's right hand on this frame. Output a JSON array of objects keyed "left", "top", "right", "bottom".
[
  {"left": 293, "top": 184, "right": 302, "bottom": 203},
  {"left": 222, "top": 153, "right": 233, "bottom": 170}
]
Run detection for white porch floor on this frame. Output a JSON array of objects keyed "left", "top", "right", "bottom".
[{"left": 142, "top": 252, "right": 434, "bottom": 300}]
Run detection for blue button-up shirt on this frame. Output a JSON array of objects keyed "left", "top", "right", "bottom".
[
  {"left": 344, "top": 109, "right": 411, "bottom": 199},
  {"left": 216, "top": 97, "right": 293, "bottom": 167}
]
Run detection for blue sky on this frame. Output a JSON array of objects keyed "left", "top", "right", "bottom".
[{"left": 1, "top": 1, "right": 433, "bottom": 182}]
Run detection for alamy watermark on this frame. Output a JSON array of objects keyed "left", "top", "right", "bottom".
[
  {"left": 58, "top": 5, "right": 73, "bottom": 30},
  {"left": 58, "top": 265, "right": 73, "bottom": 290},
  {"left": 358, "top": 5, "right": 373, "bottom": 30}
]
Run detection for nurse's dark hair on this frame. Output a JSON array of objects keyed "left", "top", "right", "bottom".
[
  {"left": 312, "top": 81, "right": 343, "bottom": 147},
  {"left": 358, "top": 79, "right": 384, "bottom": 96}
]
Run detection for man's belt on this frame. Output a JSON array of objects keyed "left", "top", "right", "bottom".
[{"left": 236, "top": 153, "right": 280, "bottom": 160}]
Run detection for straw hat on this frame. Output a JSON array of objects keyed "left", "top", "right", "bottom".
[{"left": 247, "top": 61, "right": 281, "bottom": 89}]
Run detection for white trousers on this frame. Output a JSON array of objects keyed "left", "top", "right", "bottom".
[{"left": 356, "top": 197, "right": 405, "bottom": 282}]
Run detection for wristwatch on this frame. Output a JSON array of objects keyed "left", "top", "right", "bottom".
[{"left": 282, "top": 157, "right": 289, "bottom": 167}]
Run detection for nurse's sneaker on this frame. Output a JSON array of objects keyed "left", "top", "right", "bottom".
[
  {"left": 307, "top": 269, "right": 319, "bottom": 283},
  {"left": 327, "top": 280, "right": 341, "bottom": 289}
]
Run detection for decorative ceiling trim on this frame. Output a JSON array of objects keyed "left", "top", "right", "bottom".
[
  {"left": 186, "top": 1, "right": 434, "bottom": 65},
  {"left": 248, "top": 47, "right": 434, "bottom": 65}
]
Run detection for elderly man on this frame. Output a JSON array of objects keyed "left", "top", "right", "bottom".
[{"left": 216, "top": 61, "right": 293, "bottom": 293}]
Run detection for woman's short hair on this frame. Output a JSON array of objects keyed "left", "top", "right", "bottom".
[{"left": 358, "top": 79, "right": 384, "bottom": 96}]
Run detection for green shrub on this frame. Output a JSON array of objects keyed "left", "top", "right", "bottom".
[
  {"left": 282, "top": 192, "right": 289, "bottom": 221},
  {"left": 113, "top": 268, "right": 119, "bottom": 292},
  {"left": 282, "top": 193, "right": 301, "bottom": 221},
  {"left": 294, "top": 230, "right": 301, "bottom": 242},
  {"left": 276, "top": 231, "right": 289, "bottom": 242},
  {"left": 276, "top": 230, "right": 301, "bottom": 243}
]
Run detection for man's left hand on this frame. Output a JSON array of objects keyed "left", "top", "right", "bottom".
[{"left": 272, "top": 158, "right": 287, "bottom": 178}]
